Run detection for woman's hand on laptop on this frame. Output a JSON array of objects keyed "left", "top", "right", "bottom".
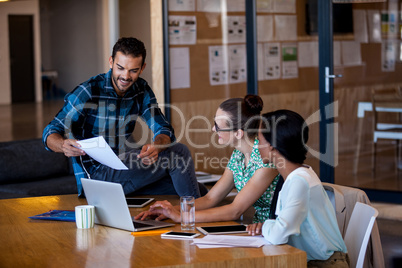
[{"left": 134, "top": 200, "right": 180, "bottom": 222}]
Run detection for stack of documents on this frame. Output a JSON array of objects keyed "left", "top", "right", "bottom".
[{"left": 192, "top": 235, "right": 270, "bottom": 248}]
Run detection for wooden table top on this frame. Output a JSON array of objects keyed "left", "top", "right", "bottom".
[{"left": 0, "top": 194, "right": 306, "bottom": 267}]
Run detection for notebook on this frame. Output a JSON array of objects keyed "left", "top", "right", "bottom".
[{"left": 81, "top": 178, "right": 174, "bottom": 232}]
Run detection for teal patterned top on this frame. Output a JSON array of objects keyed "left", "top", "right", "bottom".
[{"left": 227, "top": 138, "right": 280, "bottom": 223}]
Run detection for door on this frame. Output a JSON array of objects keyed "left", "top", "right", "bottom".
[
  {"left": 318, "top": 0, "right": 402, "bottom": 203},
  {"left": 8, "top": 15, "right": 35, "bottom": 103}
]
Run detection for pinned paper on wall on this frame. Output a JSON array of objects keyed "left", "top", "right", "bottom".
[
  {"left": 228, "top": 45, "right": 247, "bottom": 84},
  {"left": 273, "top": 0, "right": 295, "bottom": 13},
  {"left": 382, "top": 40, "right": 396, "bottom": 72},
  {"left": 298, "top": 42, "right": 318, "bottom": 68},
  {"left": 169, "top": 16, "right": 197, "bottom": 45},
  {"left": 353, "top": 9, "right": 368, "bottom": 43},
  {"left": 367, "top": 10, "right": 382, "bottom": 43},
  {"left": 282, "top": 43, "right": 298, "bottom": 79},
  {"left": 275, "top": 15, "right": 297, "bottom": 41},
  {"left": 170, "top": 47, "right": 191, "bottom": 89},
  {"left": 226, "top": 0, "right": 246, "bottom": 12},
  {"left": 257, "top": 15, "right": 274, "bottom": 42},
  {"left": 263, "top": 42, "right": 281, "bottom": 80},
  {"left": 381, "top": 10, "right": 398, "bottom": 38},
  {"left": 223, "top": 16, "right": 246, "bottom": 44},
  {"left": 341, "top": 41, "right": 362, "bottom": 66},
  {"left": 168, "top": 0, "right": 196, "bottom": 11},
  {"left": 256, "top": 0, "right": 274, "bottom": 13},
  {"left": 209, "top": 46, "right": 229, "bottom": 85},
  {"left": 197, "top": 0, "right": 222, "bottom": 12}
]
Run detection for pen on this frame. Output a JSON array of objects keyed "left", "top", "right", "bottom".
[{"left": 131, "top": 230, "right": 171, "bottom": 237}]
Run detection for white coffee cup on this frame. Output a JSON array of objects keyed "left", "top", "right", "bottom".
[
  {"left": 75, "top": 205, "right": 95, "bottom": 229},
  {"left": 180, "top": 196, "right": 195, "bottom": 231}
]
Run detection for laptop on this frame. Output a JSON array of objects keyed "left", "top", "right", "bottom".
[{"left": 81, "top": 178, "right": 175, "bottom": 232}]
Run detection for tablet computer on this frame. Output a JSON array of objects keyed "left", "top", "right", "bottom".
[
  {"left": 126, "top": 198, "right": 154, "bottom": 208},
  {"left": 196, "top": 224, "right": 247, "bottom": 235}
]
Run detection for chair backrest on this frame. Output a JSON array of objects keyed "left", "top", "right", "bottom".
[
  {"left": 344, "top": 202, "right": 379, "bottom": 268},
  {"left": 371, "top": 87, "right": 402, "bottom": 131}
]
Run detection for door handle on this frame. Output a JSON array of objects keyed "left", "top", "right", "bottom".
[{"left": 325, "top": 67, "right": 342, "bottom": 93}]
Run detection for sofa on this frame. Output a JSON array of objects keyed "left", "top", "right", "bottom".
[{"left": 0, "top": 138, "right": 77, "bottom": 199}]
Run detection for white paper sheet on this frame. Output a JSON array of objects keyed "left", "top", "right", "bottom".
[
  {"left": 341, "top": 41, "right": 362, "bottom": 66},
  {"left": 353, "top": 9, "right": 368, "bottom": 43},
  {"left": 273, "top": 0, "right": 295, "bottom": 13},
  {"left": 192, "top": 235, "right": 269, "bottom": 248},
  {"left": 223, "top": 16, "right": 246, "bottom": 44},
  {"left": 367, "top": 10, "right": 381, "bottom": 43},
  {"left": 168, "top": 0, "right": 196, "bottom": 11},
  {"left": 275, "top": 15, "right": 297, "bottom": 41},
  {"left": 257, "top": 15, "right": 274, "bottom": 42},
  {"left": 209, "top": 45, "right": 229, "bottom": 85},
  {"left": 298, "top": 41, "right": 318, "bottom": 68},
  {"left": 77, "top": 136, "right": 128, "bottom": 170},
  {"left": 263, "top": 42, "right": 281, "bottom": 80},
  {"left": 282, "top": 43, "right": 298, "bottom": 79},
  {"left": 257, "top": 0, "right": 274, "bottom": 13},
  {"left": 228, "top": 44, "right": 247, "bottom": 84},
  {"left": 170, "top": 47, "right": 191, "bottom": 89},
  {"left": 197, "top": 0, "right": 222, "bottom": 12},
  {"left": 169, "top": 16, "right": 197, "bottom": 45}
]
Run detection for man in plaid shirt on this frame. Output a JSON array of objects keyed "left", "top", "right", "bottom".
[{"left": 43, "top": 37, "right": 203, "bottom": 198}]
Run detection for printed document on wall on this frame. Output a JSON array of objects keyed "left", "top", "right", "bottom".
[
  {"left": 382, "top": 41, "right": 396, "bottom": 72},
  {"left": 169, "top": 16, "right": 197, "bottom": 45},
  {"left": 209, "top": 45, "right": 229, "bottom": 85},
  {"left": 223, "top": 16, "right": 246, "bottom": 44},
  {"left": 367, "top": 10, "right": 381, "bottom": 43},
  {"left": 257, "top": 16, "right": 274, "bottom": 42},
  {"left": 197, "top": 0, "right": 222, "bottom": 12},
  {"left": 168, "top": 0, "right": 195, "bottom": 11},
  {"left": 273, "top": 0, "right": 295, "bottom": 13},
  {"left": 341, "top": 41, "right": 362, "bottom": 66},
  {"left": 298, "top": 42, "right": 318, "bottom": 68},
  {"left": 263, "top": 42, "right": 281, "bottom": 80},
  {"left": 353, "top": 9, "right": 368, "bottom": 43},
  {"left": 275, "top": 15, "right": 297, "bottom": 41},
  {"left": 257, "top": 0, "right": 274, "bottom": 13},
  {"left": 170, "top": 47, "right": 191, "bottom": 89},
  {"left": 228, "top": 45, "right": 247, "bottom": 84},
  {"left": 282, "top": 43, "right": 298, "bottom": 79}
]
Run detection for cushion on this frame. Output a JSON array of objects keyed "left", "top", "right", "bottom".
[{"left": 0, "top": 139, "right": 70, "bottom": 184}]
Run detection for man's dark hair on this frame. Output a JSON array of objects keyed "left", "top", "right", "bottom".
[{"left": 112, "top": 37, "right": 146, "bottom": 66}]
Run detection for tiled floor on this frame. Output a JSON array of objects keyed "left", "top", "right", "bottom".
[{"left": 1, "top": 100, "right": 402, "bottom": 267}]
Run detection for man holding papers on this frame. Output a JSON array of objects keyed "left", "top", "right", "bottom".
[{"left": 43, "top": 37, "right": 203, "bottom": 198}]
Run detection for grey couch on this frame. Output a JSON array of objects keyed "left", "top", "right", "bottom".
[{"left": 0, "top": 138, "right": 77, "bottom": 199}]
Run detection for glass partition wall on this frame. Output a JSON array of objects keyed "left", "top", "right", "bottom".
[{"left": 165, "top": 0, "right": 402, "bottom": 202}]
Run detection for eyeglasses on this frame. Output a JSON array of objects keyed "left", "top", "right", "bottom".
[{"left": 214, "top": 121, "right": 236, "bottom": 132}]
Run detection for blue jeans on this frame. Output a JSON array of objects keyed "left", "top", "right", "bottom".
[{"left": 90, "top": 143, "right": 202, "bottom": 198}]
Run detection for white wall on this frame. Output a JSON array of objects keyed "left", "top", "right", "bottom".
[
  {"left": 0, "top": 0, "right": 41, "bottom": 104},
  {"left": 119, "top": 0, "right": 152, "bottom": 88},
  {"left": 40, "top": 0, "right": 105, "bottom": 94}
]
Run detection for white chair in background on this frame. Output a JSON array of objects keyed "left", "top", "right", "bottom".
[
  {"left": 344, "top": 202, "right": 379, "bottom": 268},
  {"left": 371, "top": 88, "right": 402, "bottom": 173}
]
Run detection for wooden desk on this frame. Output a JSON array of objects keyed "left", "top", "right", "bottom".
[{"left": 0, "top": 195, "right": 306, "bottom": 267}]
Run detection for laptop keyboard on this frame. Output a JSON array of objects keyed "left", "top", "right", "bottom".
[{"left": 133, "top": 221, "right": 154, "bottom": 228}]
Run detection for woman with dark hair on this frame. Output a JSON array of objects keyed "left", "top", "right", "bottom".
[
  {"left": 248, "top": 109, "right": 349, "bottom": 267},
  {"left": 135, "top": 95, "right": 282, "bottom": 223}
]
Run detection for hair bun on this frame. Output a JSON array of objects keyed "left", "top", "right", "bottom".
[{"left": 244, "top": 95, "right": 263, "bottom": 115}]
